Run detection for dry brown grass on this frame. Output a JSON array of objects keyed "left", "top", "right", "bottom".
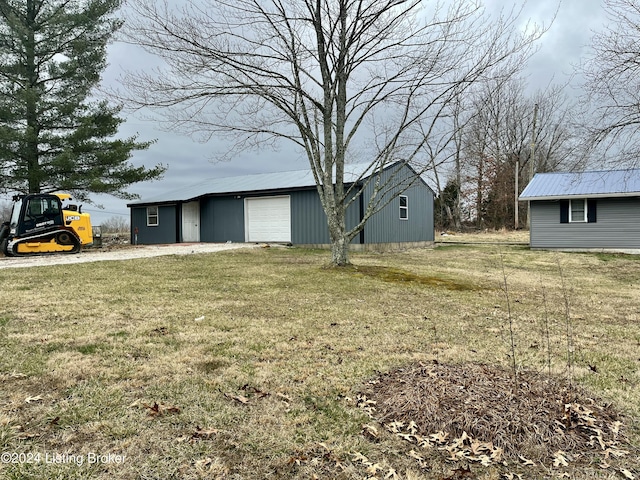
[
  {"left": 0, "top": 241, "right": 638, "bottom": 479},
  {"left": 435, "top": 228, "right": 530, "bottom": 244}
]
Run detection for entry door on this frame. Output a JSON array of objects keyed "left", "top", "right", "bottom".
[{"left": 182, "top": 201, "right": 200, "bottom": 242}]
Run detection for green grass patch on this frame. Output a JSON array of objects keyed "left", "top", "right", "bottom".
[
  {"left": 348, "top": 264, "right": 484, "bottom": 290},
  {"left": 75, "top": 343, "right": 104, "bottom": 355},
  {"left": 106, "top": 330, "right": 128, "bottom": 339}
]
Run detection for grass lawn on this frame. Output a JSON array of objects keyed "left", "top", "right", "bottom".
[{"left": 0, "top": 239, "right": 638, "bottom": 479}]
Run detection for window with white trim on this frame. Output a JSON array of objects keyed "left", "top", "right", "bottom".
[
  {"left": 147, "top": 206, "right": 159, "bottom": 226},
  {"left": 560, "top": 199, "right": 597, "bottom": 224},
  {"left": 399, "top": 195, "right": 408, "bottom": 220},
  {"left": 569, "top": 199, "right": 586, "bottom": 223}
]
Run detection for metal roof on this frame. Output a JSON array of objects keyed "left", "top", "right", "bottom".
[
  {"left": 519, "top": 168, "right": 640, "bottom": 201},
  {"left": 128, "top": 162, "right": 394, "bottom": 206}
]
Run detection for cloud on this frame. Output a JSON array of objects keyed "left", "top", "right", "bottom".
[{"left": 523, "top": 0, "right": 603, "bottom": 88}]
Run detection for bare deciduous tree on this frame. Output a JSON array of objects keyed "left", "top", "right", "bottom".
[
  {"left": 119, "top": 0, "right": 546, "bottom": 265},
  {"left": 99, "top": 215, "right": 130, "bottom": 233},
  {"left": 457, "top": 78, "right": 580, "bottom": 228},
  {"left": 582, "top": 0, "right": 640, "bottom": 166}
]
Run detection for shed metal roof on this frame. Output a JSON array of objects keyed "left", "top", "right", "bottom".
[
  {"left": 519, "top": 168, "right": 640, "bottom": 201},
  {"left": 128, "top": 161, "right": 395, "bottom": 206}
]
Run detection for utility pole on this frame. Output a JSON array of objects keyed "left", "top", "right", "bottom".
[
  {"left": 515, "top": 160, "right": 519, "bottom": 229},
  {"left": 527, "top": 103, "right": 539, "bottom": 229}
]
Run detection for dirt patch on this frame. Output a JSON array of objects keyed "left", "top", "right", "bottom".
[{"left": 358, "top": 362, "right": 636, "bottom": 474}]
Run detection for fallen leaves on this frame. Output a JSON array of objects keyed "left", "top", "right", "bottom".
[
  {"left": 356, "top": 362, "right": 638, "bottom": 476},
  {"left": 24, "top": 395, "right": 43, "bottom": 404},
  {"left": 362, "top": 423, "right": 380, "bottom": 441},
  {"left": 222, "top": 384, "right": 273, "bottom": 406},
  {"left": 286, "top": 442, "right": 348, "bottom": 474},
  {"left": 0, "top": 372, "right": 28, "bottom": 381},
  {"left": 443, "top": 465, "right": 476, "bottom": 479},
  {"left": 129, "top": 400, "right": 181, "bottom": 417},
  {"left": 620, "top": 468, "right": 636, "bottom": 479},
  {"left": 176, "top": 426, "right": 220, "bottom": 443},
  {"left": 143, "top": 402, "right": 181, "bottom": 417},
  {"left": 502, "top": 474, "right": 522, "bottom": 480},
  {"left": 366, "top": 415, "right": 505, "bottom": 469},
  {"left": 223, "top": 392, "right": 250, "bottom": 405},
  {"left": 552, "top": 451, "right": 569, "bottom": 467},
  {"left": 149, "top": 326, "right": 169, "bottom": 336},
  {"left": 351, "top": 450, "right": 404, "bottom": 478},
  {"left": 194, "top": 456, "right": 228, "bottom": 475},
  {"left": 355, "top": 394, "right": 377, "bottom": 417},
  {"left": 516, "top": 455, "right": 535, "bottom": 467},
  {"left": 192, "top": 426, "right": 219, "bottom": 439}
]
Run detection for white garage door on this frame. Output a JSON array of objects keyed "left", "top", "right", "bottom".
[{"left": 245, "top": 196, "right": 291, "bottom": 243}]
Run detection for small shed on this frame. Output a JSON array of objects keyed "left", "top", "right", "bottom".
[
  {"left": 519, "top": 168, "right": 640, "bottom": 251},
  {"left": 127, "top": 161, "right": 435, "bottom": 249}
]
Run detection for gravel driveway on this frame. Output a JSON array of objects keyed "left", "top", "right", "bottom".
[{"left": 0, "top": 243, "right": 258, "bottom": 269}]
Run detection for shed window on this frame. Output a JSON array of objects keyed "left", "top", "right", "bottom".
[
  {"left": 569, "top": 199, "right": 586, "bottom": 223},
  {"left": 560, "top": 199, "right": 597, "bottom": 224},
  {"left": 147, "top": 206, "right": 159, "bottom": 226},
  {"left": 399, "top": 195, "right": 408, "bottom": 220}
]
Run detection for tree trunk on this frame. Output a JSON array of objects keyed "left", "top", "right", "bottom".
[
  {"left": 26, "top": 0, "right": 40, "bottom": 194},
  {"left": 330, "top": 235, "right": 350, "bottom": 267},
  {"left": 325, "top": 203, "right": 351, "bottom": 266},
  {"left": 454, "top": 148, "right": 462, "bottom": 230},
  {"left": 476, "top": 155, "right": 484, "bottom": 228}
]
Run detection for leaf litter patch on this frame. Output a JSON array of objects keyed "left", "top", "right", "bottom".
[{"left": 357, "top": 362, "right": 637, "bottom": 474}]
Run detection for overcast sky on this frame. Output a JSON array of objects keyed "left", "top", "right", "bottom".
[{"left": 72, "top": 0, "right": 607, "bottom": 224}]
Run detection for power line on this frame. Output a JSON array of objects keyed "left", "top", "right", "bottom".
[{"left": 83, "top": 209, "right": 129, "bottom": 217}]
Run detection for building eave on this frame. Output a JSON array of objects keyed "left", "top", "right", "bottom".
[{"left": 519, "top": 192, "right": 640, "bottom": 201}]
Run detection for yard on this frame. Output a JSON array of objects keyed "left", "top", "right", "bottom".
[{"left": 0, "top": 237, "right": 638, "bottom": 479}]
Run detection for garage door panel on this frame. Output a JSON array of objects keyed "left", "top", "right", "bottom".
[{"left": 245, "top": 196, "right": 291, "bottom": 242}]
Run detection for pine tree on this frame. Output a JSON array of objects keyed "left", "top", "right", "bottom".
[{"left": 0, "top": 0, "right": 164, "bottom": 199}]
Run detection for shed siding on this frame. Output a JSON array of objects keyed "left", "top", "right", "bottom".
[
  {"left": 130, "top": 205, "right": 177, "bottom": 244},
  {"left": 291, "top": 189, "right": 330, "bottom": 244},
  {"left": 290, "top": 189, "right": 361, "bottom": 244},
  {"left": 530, "top": 197, "right": 640, "bottom": 249},
  {"left": 363, "top": 164, "right": 435, "bottom": 243},
  {"left": 200, "top": 197, "right": 245, "bottom": 242}
]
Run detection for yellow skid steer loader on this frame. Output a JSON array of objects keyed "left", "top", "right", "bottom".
[{"left": 0, "top": 193, "right": 94, "bottom": 257}]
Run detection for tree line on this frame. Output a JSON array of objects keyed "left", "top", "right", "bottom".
[{"left": 433, "top": 78, "right": 582, "bottom": 231}]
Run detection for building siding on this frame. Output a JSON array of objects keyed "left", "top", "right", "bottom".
[
  {"left": 290, "top": 189, "right": 329, "bottom": 244},
  {"left": 530, "top": 197, "right": 640, "bottom": 249},
  {"left": 130, "top": 205, "right": 178, "bottom": 244},
  {"left": 290, "top": 189, "right": 361, "bottom": 244},
  {"left": 200, "top": 196, "right": 245, "bottom": 242},
  {"left": 363, "top": 163, "right": 435, "bottom": 243}
]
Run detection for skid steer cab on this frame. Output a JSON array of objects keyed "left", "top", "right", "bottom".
[{"left": 0, "top": 193, "right": 94, "bottom": 257}]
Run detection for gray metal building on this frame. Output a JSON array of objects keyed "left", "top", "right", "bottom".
[
  {"left": 127, "top": 161, "right": 435, "bottom": 248},
  {"left": 519, "top": 169, "right": 640, "bottom": 251}
]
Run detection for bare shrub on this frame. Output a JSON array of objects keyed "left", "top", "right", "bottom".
[{"left": 99, "top": 215, "right": 129, "bottom": 234}]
